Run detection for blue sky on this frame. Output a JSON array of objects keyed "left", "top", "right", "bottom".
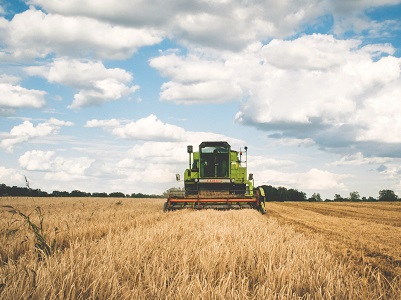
[{"left": 1, "top": 0, "right": 401, "bottom": 199}]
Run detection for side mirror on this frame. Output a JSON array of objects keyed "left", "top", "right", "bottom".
[
  {"left": 248, "top": 173, "right": 253, "bottom": 181},
  {"left": 176, "top": 174, "right": 180, "bottom": 181}
]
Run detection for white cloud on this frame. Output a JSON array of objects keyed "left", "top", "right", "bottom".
[
  {"left": 26, "top": 58, "right": 139, "bottom": 108},
  {"left": 0, "top": 166, "right": 24, "bottom": 185},
  {"left": 379, "top": 164, "right": 401, "bottom": 179},
  {"left": 0, "top": 118, "right": 73, "bottom": 151},
  {"left": 85, "top": 119, "right": 121, "bottom": 129},
  {"left": 1, "top": 0, "right": 398, "bottom": 62},
  {"left": 2, "top": 8, "right": 162, "bottom": 60},
  {"left": 126, "top": 142, "right": 187, "bottom": 164},
  {"left": 150, "top": 34, "right": 401, "bottom": 152},
  {"left": 0, "top": 74, "right": 46, "bottom": 112},
  {"left": 237, "top": 34, "right": 400, "bottom": 126},
  {"left": 354, "top": 79, "right": 401, "bottom": 143},
  {"left": 271, "top": 138, "right": 316, "bottom": 148},
  {"left": 47, "top": 118, "right": 74, "bottom": 127},
  {"left": 330, "top": 0, "right": 401, "bottom": 14},
  {"left": 302, "top": 168, "right": 349, "bottom": 190},
  {"left": 86, "top": 115, "right": 186, "bottom": 142},
  {"left": 159, "top": 80, "right": 243, "bottom": 104},
  {"left": 150, "top": 53, "right": 243, "bottom": 104},
  {"left": 0, "top": 77, "right": 46, "bottom": 108},
  {"left": 86, "top": 114, "right": 245, "bottom": 146},
  {"left": 331, "top": 152, "right": 391, "bottom": 166},
  {"left": 329, "top": 0, "right": 401, "bottom": 39},
  {"left": 27, "top": 0, "right": 324, "bottom": 50},
  {"left": 248, "top": 156, "right": 295, "bottom": 169},
  {"left": 19, "top": 150, "right": 94, "bottom": 176},
  {"left": 112, "top": 115, "right": 186, "bottom": 141},
  {"left": 257, "top": 168, "right": 349, "bottom": 191},
  {"left": 0, "top": 74, "right": 20, "bottom": 84},
  {"left": 18, "top": 150, "right": 55, "bottom": 171}
]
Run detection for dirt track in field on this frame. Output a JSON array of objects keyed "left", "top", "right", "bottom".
[{"left": 267, "top": 202, "right": 401, "bottom": 279}]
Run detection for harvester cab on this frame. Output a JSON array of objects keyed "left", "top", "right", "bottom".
[{"left": 164, "top": 141, "right": 266, "bottom": 214}]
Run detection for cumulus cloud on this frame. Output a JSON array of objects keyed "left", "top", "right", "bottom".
[
  {"left": 0, "top": 166, "right": 24, "bottom": 185},
  {"left": 379, "top": 163, "right": 401, "bottom": 179},
  {"left": 330, "top": 153, "right": 401, "bottom": 189},
  {"left": 85, "top": 118, "right": 121, "bottom": 129},
  {"left": 236, "top": 34, "right": 400, "bottom": 126},
  {"left": 271, "top": 138, "right": 316, "bottom": 148},
  {"left": 0, "top": 118, "right": 73, "bottom": 151},
  {"left": 258, "top": 168, "right": 349, "bottom": 191},
  {"left": 19, "top": 150, "right": 94, "bottom": 176},
  {"left": 111, "top": 115, "right": 186, "bottom": 141},
  {"left": 86, "top": 114, "right": 245, "bottom": 146},
  {"left": 248, "top": 156, "right": 295, "bottom": 169},
  {"left": 331, "top": 152, "right": 391, "bottom": 166},
  {"left": 0, "top": 75, "right": 46, "bottom": 109},
  {"left": 27, "top": 0, "right": 324, "bottom": 51},
  {"left": 18, "top": 150, "right": 55, "bottom": 171},
  {"left": 150, "top": 53, "right": 243, "bottom": 104},
  {"left": 25, "top": 58, "right": 139, "bottom": 108},
  {"left": 25, "top": 0, "right": 400, "bottom": 52},
  {"left": 150, "top": 34, "right": 401, "bottom": 155},
  {"left": 330, "top": 0, "right": 401, "bottom": 15},
  {"left": 1, "top": 8, "right": 162, "bottom": 60},
  {"left": 86, "top": 115, "right": 186, "bottom": 141},
  {"left": 1, "top": 0, "right": 398, "bottom": 61}
]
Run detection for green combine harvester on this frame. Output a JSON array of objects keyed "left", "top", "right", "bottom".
[{"left": 164, "top": 141, "right": 266, "bottom": 214}]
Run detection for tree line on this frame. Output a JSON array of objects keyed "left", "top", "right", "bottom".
[
  {"left": 260, "top": 185, "right": 400, "bottom": 202},
  {"left": 1, "top": 182, "right": 400, "bottom": 201},
  {"left": 0, "top": 184, "right": 162, "bottom": 198}
]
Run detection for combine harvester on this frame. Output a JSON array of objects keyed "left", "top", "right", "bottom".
[{"left": 164, "top": 141, "right": 266, "bottom": 214}]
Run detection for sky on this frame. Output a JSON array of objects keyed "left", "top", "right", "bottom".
[{"left": 1, "top": 0, "right": 401, "bottom": 199}]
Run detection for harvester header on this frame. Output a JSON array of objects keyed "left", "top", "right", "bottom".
[{"left": 164, "top": 141, "right": 266, "bottom": 213}]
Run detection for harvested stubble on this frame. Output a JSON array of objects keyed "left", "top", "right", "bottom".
[
  {"left": 0, "top": 197, "right": 399, "bottom": 299},
  {"left": 267, "top": 202, "right": 401, "bottom": 282}
]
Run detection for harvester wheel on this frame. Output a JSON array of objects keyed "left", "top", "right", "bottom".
[
  {"left": 257, "top": 187, "right": 266, "bottom": 215},
  {"left": 259, "top": 202, "right": 266, "bottom": 215},
  {"left": 163, "top": 202, "right": 169, "bottom": 212}
]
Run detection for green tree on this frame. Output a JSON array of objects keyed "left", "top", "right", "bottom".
[
  {"left": 378, "top": 190, "right": 398, "bottom": 201},
  {"left": 109, "top": 192, "right": 125, "bottom": 198},
  {"left": 349, "top": 191, "right": 360, "bottom": 201},
  {"left": 260, "top": 185, "right": 279, "bottom": 201},
  {"left": 334, "top": 194, "right": 344, "bottom": 202},
  {"left": 70, "top": 190, "right": 90, "bottom": 197},
  {"left": 287, "top": 188, "right": 306, "bottom": 201},
  {"left": 309, "top": 193, "right": 322, "bottom": 202},
  {"left": 277, "top": 187, "right": 288, "bottom": 201},
  {"left": 92, "top": 192, "right": 108, "bottom": 197}
]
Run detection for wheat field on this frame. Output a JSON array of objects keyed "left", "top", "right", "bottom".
[{"left": 1, "top": 197, "right": 400, "bottom": 299}]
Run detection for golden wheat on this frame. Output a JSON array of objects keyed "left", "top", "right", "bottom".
[{"left": 1, "top": 197, "right": 400, "bottom": 299}]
